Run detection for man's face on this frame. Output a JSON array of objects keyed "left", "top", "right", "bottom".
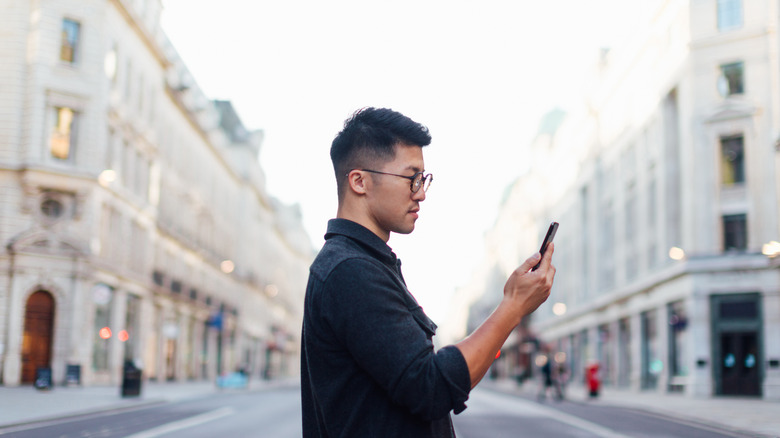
[{"left": 365, "top": 144, "right": 427, "bottom": 241}]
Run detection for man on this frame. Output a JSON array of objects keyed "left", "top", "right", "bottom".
[{"left": 301, "top": 107, "right": 555, "bottom": 437}]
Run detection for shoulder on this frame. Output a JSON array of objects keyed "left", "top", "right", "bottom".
[
  {"left": 309, "top": 253, "right": 403, "bottom": 313},
  {"left": 309, "top": 235, "right": 384, "bottom": 281}
]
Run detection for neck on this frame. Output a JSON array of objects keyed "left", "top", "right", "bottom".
[{"left": 337, "top": 204, "right": 390, "bottom": 242}]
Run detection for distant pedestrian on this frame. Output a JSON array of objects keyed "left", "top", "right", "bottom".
[
  {"left": 536, "top": 351, "right": 558, "bottom": 402},
  {"left": 553, "top": 353, "right": 568, "bottom": 401}
]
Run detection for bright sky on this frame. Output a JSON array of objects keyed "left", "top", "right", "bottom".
[{"left": 160, "top": 0, "right": 636, "bottom": 323}]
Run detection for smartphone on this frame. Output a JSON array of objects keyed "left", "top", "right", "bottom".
[{"left": 532, "top": 221, "right": 559, "bottom": 271}]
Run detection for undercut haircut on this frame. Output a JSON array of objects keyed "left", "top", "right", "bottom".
[{"left": 330, "top": 107, "right": 432, "bottom": 200}]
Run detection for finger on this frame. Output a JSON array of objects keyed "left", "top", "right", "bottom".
[
  {"left": 538, "top": 243, "right": 555, "bottom": 271},
  {"left": 545, "top": 264, "right": 557, "bottom": 285},
  {"left": 519, "top": 252, "right": 542, "bottom": 272}
]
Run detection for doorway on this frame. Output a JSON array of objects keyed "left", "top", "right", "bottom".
[
  {"left": 711, "top": 293, "right": 762, "bottom": 397},
  {"left": 21, "top": 291, "right": 55, "bottom": 384},
  {"left": 719, "top": 331, "right": 760, "bottom": 395}
]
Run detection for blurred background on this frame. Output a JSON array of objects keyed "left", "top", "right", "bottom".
[{"left": 1, "top": 0, "right": 778, "bottom": 404}]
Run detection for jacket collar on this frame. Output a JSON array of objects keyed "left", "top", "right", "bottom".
[{"left": 324, "top": 218, "right": 397, "bottom": 265}]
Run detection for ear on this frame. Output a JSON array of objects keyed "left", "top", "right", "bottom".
[{"left": 346, "top": 170, "right": 368, "bottom": 195}]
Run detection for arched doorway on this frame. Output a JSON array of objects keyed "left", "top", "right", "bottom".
[{"left": 21, "top": 291, "right": 55, "bottom": 384}]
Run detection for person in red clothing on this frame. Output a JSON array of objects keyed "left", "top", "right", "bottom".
[{"left": 586, "top": 360, "right": 601, "bottom": 398}]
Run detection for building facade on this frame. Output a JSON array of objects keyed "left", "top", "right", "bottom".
[
  {"left": 0, "top": 0, "right": 313, "bottom": 387},
  {"left": 456, "top": 0, "right": 780, "bottom": 399}
]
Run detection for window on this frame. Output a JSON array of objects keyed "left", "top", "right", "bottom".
[
  {"left": 152, "top": 270, "right": 165, "bottom": 286},
  {"left": 647, "top": 178, "right": 658, "bottom": 269},
  {"left": 580, "top": 186, "right": 589, "bottom": 299},
  {"left": 60, "top": 19, "right": 81, "bottom": 63},
  {"left": 92, "top": 285, "right": 114, "bottom": 372},
  {"left": 720, "top": 135, "right": 744, "bottom": 185},
  {"left": 625, "top": 192, "right": 638, "bottom": 281},
  {"left": 723, "top": 213, "right": 747, "bottom": 251},
  {"left": 641, "top": 310, "right": 660, "bottom": 389},
  {"left": 720, "top": 62, "right": 744, "bottom": 96},
  {"left": 719, "top": 299, "right": 757, "bottom": 319},
  {"left": 599, "top": 206, "right": 615, "bottom": 291},
  {"left": 50, "top": 107, "right": 78, "bottom": 161},
  {"left": 40, "top": 198, "right": 64, "bottom": 218},
  {"left": 129, "top": 222, "right": 147, "bottom": 274},
  {"left": 617, "top": 318, "right": 632, "bottom": 387},
  {"left": 668, "top": 301, "right": 689, "bottom": 378},
  {"left": 717, "top": 0, "right": 742, "bottom": 31},
  {"left": 124, "top": 295, "right": 141, "bottom": 361},
  {"left": 597, "top": 325, "right": 612, "bottom": 385}
]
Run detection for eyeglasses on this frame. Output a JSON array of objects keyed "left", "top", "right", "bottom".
[{"left": 351, "top": 169, "right": 433, "bottom": 193}]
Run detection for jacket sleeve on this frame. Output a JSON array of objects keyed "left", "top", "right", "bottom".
[{"left": 321, "top": 258, "right": 471, "bottom": 420}]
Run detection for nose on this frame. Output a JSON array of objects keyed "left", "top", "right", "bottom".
[{"left": 412, "top": 187, "right": 426, "bottom": 202}]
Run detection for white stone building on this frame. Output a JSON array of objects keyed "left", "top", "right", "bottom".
[
  {"left": 456, "top": 0, "right": 780, "bottom": 399},
  {"left": 0, "top": 0, "right": 314, "bottom": 387}
]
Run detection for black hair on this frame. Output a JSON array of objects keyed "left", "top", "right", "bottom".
[{"left": 330, "top": 107, "right": 431, "bottom": 198}]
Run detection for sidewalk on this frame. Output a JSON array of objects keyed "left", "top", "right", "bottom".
[
  {"left": 484, "top": 378, "right": 780, "bottom": 438},
  {"left": 0, "top": 377, "right": 294, "bottom": 429}
]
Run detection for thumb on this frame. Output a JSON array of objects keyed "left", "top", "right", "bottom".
[{"left": 520, "top": 252, "right": 541, "bottom": 272}]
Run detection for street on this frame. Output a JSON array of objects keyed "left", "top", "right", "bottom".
[
  {"left": 453, "top": 388, "right": 752, "bottom": 438},
  {"left": 0, "top": 387, "right": 302, "bottom": 438},
  {"left": 0, "top": 385, "right": 759, "bottom": 438}
]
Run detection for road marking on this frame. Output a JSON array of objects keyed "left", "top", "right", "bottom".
[
  {"left": 468, "top": 388, "right": 632, "bottom": 438},
  {"left": 125, "top": 407, "right": 235, "bottom": 438},
  {"left": 539, "top": 408, "right": 631, "bottom": 438},
  {"left": 0, "top": 402, "right": 167, "bottom": 435}
]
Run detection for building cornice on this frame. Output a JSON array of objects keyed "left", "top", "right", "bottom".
[
  {"left": 109, "top": 0, "right": 171, "bottom": 69},
  {"left": 536, "top": 253, "right": 776, "bottom": 332}
]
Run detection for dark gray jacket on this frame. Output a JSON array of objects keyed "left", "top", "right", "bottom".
[{"left": 301, "top": 219, "right": 471, "bottom": 437}]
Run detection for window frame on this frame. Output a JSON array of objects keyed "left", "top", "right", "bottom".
[
  {"left": 720, "top": 62, "right": 745, "bottom": 96},
  {"left": 60, "top": 18, "right": 81, "bottom": 64},
  {"left": 723, "top": 213, "right": 748, "bottom": 252},
  {"left": 720, "top": 134, "right": 745, "bottom": 186},
  {"left": 49, "top": 106, "right": 80, "bottom": 163},
  {"left": 717, "top": 0, "right": 743, "bottom": 32}
]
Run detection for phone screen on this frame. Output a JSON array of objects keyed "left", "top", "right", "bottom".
[{"left": 532, "top": 221, "right": 559, "bottom": 271}]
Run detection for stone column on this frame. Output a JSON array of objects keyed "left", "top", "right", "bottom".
[
  {"left": 1, "top": 272, "right": 26, "bottom": 386},
  {"left": 609, "top": 319, "right": 621, "bottom": 387},
  {"left": 110, "top": 288, "right": 127, "bottom": 385},
  {"left": 191, "top": 316, "right": 204, "bottom": 380},
  {"left": 688, "top": 291, "right": 712, "bottom": 397},
  {"left": 68, "top": 274, "right": 88, "bottom": 379},
  {"left": 656, "top": 302, "right": 670, "bottom": 393},
  {"left": 175, "top": 308, "right": 189, "bottom": 382},
  {"left": 630, "top": 312, "right": 642, "bottom": 391},
  {"left": 763, "top": 286, "right": 780, "bottom": 400}
]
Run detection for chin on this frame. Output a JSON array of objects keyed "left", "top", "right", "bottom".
[{"left": 394, "top": 224, "right": 416, "bottom": 235}]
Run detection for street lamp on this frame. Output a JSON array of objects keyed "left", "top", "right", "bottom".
[
  {"left": 668, "top": 247, "right": 685, "bottom": 261},
  {"left": 552, "top": 302, "right": 567, "bottom": 316},
  {"left": 98, "top": 169, "right": 116, "bottom": 187},
  {"left": 220, "top": 260, "right": 235, "bottom": 274},
  {"left": 762, "top": 241, "right": 780, "bottom": 258}
]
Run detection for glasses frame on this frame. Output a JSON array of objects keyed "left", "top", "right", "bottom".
[{"left": 349, "top": 169, "right": 433, "bottom": 193}]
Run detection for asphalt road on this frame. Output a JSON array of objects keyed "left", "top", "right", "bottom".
[
  {"left": 453, "top": 389, "right": 754, "bottom": 438},
  {"left": 0, "top": 385, "right": 757, "bottom": 437},
  {"left": 0, "top": 387, "right": 302, "bottom": 438}
]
